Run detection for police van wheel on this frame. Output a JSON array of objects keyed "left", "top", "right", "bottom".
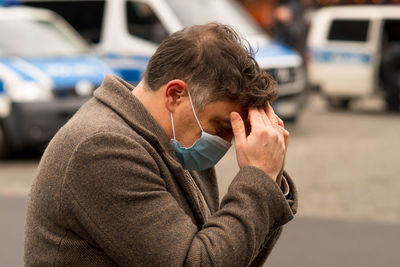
[{"left": 327, "top": 97, "right": 351, "bottom": 110}]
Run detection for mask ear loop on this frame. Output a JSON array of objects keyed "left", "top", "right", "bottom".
[
  {"left": 170, "top": 112, "right": 177, "bottom": 140},
  {"left": 187, "top": 89, "right": 204, "bottom": 132}
]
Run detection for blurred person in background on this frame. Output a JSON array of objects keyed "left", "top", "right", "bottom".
[
  {"left": 380, "top": 34, "right": 400, "bottom": 112},
  {"left": 272, "top": 0, "right": 307, "bottom": 57},
  {"left": 25, "top": 23, "right": 297, "bottom": 266},
  {"left": 239, "top": 0, "right": 308, "bottom": 57}
]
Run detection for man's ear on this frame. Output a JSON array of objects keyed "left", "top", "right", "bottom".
[{"left": 164, "top": 80, "right": 188, "bottom": 112}]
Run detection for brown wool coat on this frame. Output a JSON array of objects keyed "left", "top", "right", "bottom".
[{"left": 24, "top": 75, "right": 298, "bottom": 266}]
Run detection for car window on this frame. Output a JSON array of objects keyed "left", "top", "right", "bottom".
[
  {"left": 125, "top": 1, "right": 169, "bottom": 44},
  {"left": 0, "top": 20, "right": 87, "bottom": 57},
  {"left": 166, "top": 0, "right": 264, "bottom": 36},
  {"left": 328, "top": 19, "right": 370, "bottom": 42},
  {"left": 24, "top": 1, "right": 105, "bottom": 44}
]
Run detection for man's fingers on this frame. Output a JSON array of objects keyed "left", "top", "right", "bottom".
[
  {"left": 265, "top": 103, "right": 289, "bottom": 151},
  {"left": 248, "top": 108, "right": 269, "bottom": 131},
  {"left": 282, "top": 128, "right": 290, "bottom": 137},
  {"left": 282, "top": 128, "right": 290, "bottom": 152},
  {"left": 265, "top": 103, "right": 287, "bottom": 137},
  {"left": 265, "top": 102, "right": 279, "bottom": 126},
  {"left": 264, "top": 102, "right": 276, "bottom": 122},
  {"left": 230, "top": 112, "right": 246, "bottom": 147},
  {"left": 258, "top": 107, "right": 271, "bottom": 126},
  {"left": 277, "top": 117, "right": 284, "bottom": 128}
]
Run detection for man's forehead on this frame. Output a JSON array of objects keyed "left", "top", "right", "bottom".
[
  {"left": 201, "top": 99, "right": 247, "bottom": 121},
  {"left": 211, "top": 107, "right": 248, "bottom": 124}
]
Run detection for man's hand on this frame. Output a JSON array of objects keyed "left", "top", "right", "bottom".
[{"left": 230, "top": 103, "right": 289, "bottom": 182}]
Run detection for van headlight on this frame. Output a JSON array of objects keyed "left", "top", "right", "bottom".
[
  {"left": 276, "top": 68, "right": 292, "bottom": 84},
  {"left": 265, "top": 68, "right": 295, "bottom": 85},
  {"left": 9, "top": 81, "right": 52, "bottom": 102}
]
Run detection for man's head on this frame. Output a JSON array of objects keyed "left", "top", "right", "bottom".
[
  {"left": 143, "top": 22, "right": 277, "bottom": 110},
  {"left": 136, "top": 23, "right": 277, "bottom": 147}
]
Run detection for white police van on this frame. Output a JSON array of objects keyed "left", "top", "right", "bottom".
[
  {"left": 307, "top": 5, "right": 400, "bottom": 108},
  {"left": 20, "top": 0, "right": 307, "bottom": 121},
  {"left": 0, "top": 6, "right": 114, "bottom": 155}
]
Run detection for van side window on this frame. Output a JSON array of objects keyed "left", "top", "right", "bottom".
[
  {"left": 125, "top": 1, "right": 169, "bottom": 44},
  {"left": 23, "top": 1, "right": 105, "bottom": 44},
  {"left": 328, "top": 20, "right": 369, "bottom": 42}
]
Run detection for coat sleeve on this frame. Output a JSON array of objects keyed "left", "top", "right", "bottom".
[
  {"left": 249, "top": 171, "right": 298, "bottom": 266},
  {"left": 61, "top": 132, "right": 295, "bottom": 266}
]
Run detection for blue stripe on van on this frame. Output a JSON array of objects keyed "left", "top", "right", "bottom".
[
  {"left": 255, "top": 42, "right": 298, "bottom": 58},
  {"left": 103, "top": 53, "right": 151, "bottom": 63},
  {"left": 0, "top": 59, "right": 36, "bottom": 81},
  {"left": 1, "top": 56, "right": 113, "bottom": 87},
  {"left": 310, "top": 49, "right": 370, "bottom": 64},
  {"left": 22, "top": 56, "right": 112, "bottom": 89},
  {"left": 0, "top": 0, "right": 22, "bottom": 6},
  {"left": 0, "top": 80, "right": 4, "bottom": 94},
  {"left": 116, "top": 69, "right": 142, "bottom": 85},
  {"left": 101, "top": 54, "right": 149, "bottom": 85}
]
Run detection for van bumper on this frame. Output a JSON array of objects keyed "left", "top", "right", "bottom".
[{"left": 2, "top": 97, "right": 90, "bottom": 150}]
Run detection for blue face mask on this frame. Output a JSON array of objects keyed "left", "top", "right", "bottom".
[{"left": 170, "top": 92, "right": 232, "bottom": 171}]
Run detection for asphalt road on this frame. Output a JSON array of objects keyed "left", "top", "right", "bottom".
[
  {"left": 1, "top": 93, "right": 399, "bottom": 266},
  {"left": 1, "top": 196, "right": 399, "bottom": 267}
]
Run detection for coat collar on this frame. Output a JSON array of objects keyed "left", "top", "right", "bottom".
[{"left": 93, "top": 75, "right": 174, "bottom": 156}]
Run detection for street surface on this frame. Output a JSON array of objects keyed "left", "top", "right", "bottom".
[{"left": 1, "top": 93, "right": 400, "bottom": 266}]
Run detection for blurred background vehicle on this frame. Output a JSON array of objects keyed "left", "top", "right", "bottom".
[
  {"left": 0, "top": 6, "right": 114, "bottom": 156},
  {"left": 19, "top": 0, "right": 308, "bottom": 122},
  {"left": 1, "top": 1, "right": 400, "bottom": 266},
  {"left": 307, "top": 5, "right": 400, "bottom": 110}
]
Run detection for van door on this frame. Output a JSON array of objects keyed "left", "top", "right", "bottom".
[{"left": 310, "top": 19, "right": 376, "bottom": 98}]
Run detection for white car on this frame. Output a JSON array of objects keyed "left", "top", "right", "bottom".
[
  {"left": 21, "top": 0, "right": 308, "bottom": 121},
  {"left": 307, "top": 5, "right": 400, "bottom": 108},
  {"left": 0, "top": 6, "right": 114, "bottom": 155}
]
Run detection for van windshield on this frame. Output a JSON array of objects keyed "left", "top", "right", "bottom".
[
  {"left": 166, "top": 0, "right": 264, "bottom": 37},
  {"left": 0, "top": 20, "right": 87, "bottom": 57}
]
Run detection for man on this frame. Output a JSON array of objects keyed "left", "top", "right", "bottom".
[
  {"left": 25, "top": 23, "right": 297, "bottom": 266},
  {"left": 380, "top": 39, "right": 400, "bottom": 112}
]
